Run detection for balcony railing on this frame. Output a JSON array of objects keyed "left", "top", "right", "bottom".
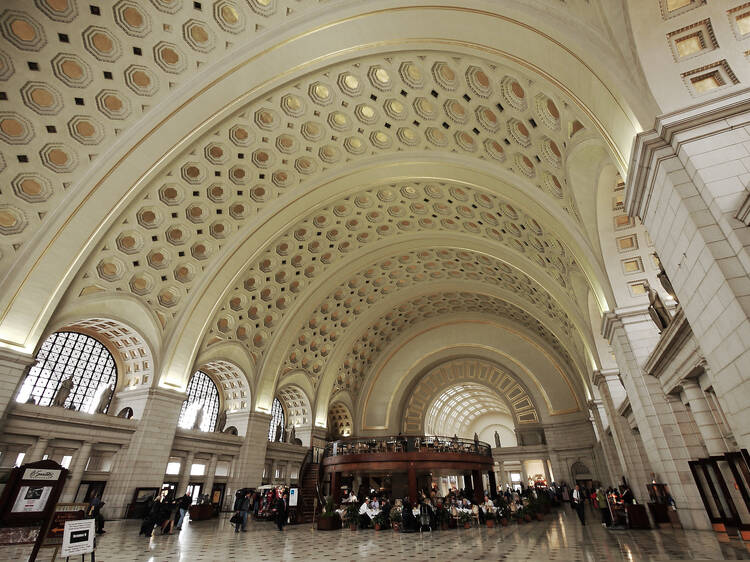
[{"left": 322, "top": 435, "right": 492, "bottom": 458}]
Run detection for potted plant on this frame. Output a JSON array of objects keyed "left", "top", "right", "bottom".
[
  {"left": 317, "top": 496, "right": 342, "bottom": 531},
  {"left": 344, "top": 503, "right": 360, "bottom": 531},
  {"left": 495, "top": 498, "right": 509, "bottom": 526},
  {"left": 372, "top": 510, "right": 388, "bottom": 531},
  {"left": 485, "top": 508, "right": 496, "bottom": 528},
  {"left": 389, "top": 506, "right": 402, "bottom": 531},
  {"left": 458, "top": 510, "right": 472, "bottom": 529}
]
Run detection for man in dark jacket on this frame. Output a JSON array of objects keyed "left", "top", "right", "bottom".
[
  {"left": 235, "top": 491, "right": 252, "bottom": 532},
  {"left": 175, "top": 493, "right": 191, "bottom": 530},
  {"left": 275, "top": 492, "right": 288, "bottom": 531}
]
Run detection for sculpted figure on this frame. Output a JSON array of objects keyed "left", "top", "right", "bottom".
[
  {"left": 288, "top": 425, "right": 296, "bottom": 443},
  {"left": 648, "top": 286, "right": 671, "bottom": 332},
  {"left": 216, "top": 409, "right": 227, "bottom": 433},
  {"left": 192, "top": 407, "right": 204, "bottom": 431},
  {"left": 494, "top": 430, "right": 501, "bottom": 448},
  {"left": 95, "top": 385, "right": 113, "bottom": 414},
  {"left": 52, "top": 377, "right": 74, "bottom": 407},
  {"left": 276, "top": 422, "right": 283, "bottom": 442}
]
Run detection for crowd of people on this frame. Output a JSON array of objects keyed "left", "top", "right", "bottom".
[
  {"left": 230, "top": 487, "right": 290, "bottom": 532},
  {"left": 332, "top": 480, "right": 640, "bottom": 532},
  {"left": 138, "top": 490, "right": 194, "bottom": 537}
]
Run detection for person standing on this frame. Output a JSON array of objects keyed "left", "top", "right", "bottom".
[
  {"left": 275, "top": 492, "right": 288, "bottom": 531},
  {"left": 88, "top": 493, "right": 105, "bottom": 535},
  {"left": 235, "top": 491, "right": 251, "bottom": 532},
  {"left": 596, "top": 488, "right": 611, "bottom": 527},
  {"left": 572, "top": 484, "right": 586, "bottom": 525},
  {"left": 175, "top": 493, "right": 191, "bottom": 530}
]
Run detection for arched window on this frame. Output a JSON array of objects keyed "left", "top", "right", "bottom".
[
  {"left": 268, "top": 398, "right": 285, "bottom": 441},
  {"left": 16, "top": 331, "right": 117, "bottom": 413},
  {"left": 178, "top": 371, "right": 220, "bottom": 432}
]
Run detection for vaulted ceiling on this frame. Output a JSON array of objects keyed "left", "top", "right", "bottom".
[{"left": 3, "top": 0, "right": 724, "bottom": 430}]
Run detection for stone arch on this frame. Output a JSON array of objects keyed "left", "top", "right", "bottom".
[
  {"left": 327, "top": 401, "right": 354, "bottom": 439},
  {"left": 275, "top": 383, "right": 312, "bottom": 431},
  {"left": 400, "top": 358, "right": 539, "bottom": 437},
  {"left": 198, "top": 360, "right": 250, "bottom": 414}
]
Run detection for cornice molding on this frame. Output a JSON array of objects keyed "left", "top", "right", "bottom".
[{"left": 626, "top": 88, "right": 750, "bottom": 220}]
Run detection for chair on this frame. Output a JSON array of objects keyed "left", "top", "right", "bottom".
[
  {"left": 471, "top": 505, "right": 481, "bottom": 527},
  {"left": 419, "top": 504, "right": 432, "bottom": 533},
  {"left": 450, "top": 506, "right": 459, "bottom": 527}
]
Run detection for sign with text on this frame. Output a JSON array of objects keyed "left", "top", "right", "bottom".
[
  {"left": 289, "top": 488, "right": 298, "bottom": 507},
  {"left": 22, "top": 468, "right": 62, "bottom": 481},
  {"left": 61, "top": 519, "right": 95, "bottom": 557}
]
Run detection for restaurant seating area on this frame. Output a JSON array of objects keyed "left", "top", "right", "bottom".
[{"left": 324, "top": 435, "right": 493, "bottom": 457}]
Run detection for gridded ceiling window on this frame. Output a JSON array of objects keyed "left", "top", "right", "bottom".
[
  {"left": 424, "top": 383, "right": 511, "bottom": 438},
  {"left": 178, "top": 371, "right": 220, "bottom": 432},
  {"left": 16, "top": 331, "right": 117, "bottom": 413},
  {"left": 268, "top": 397, "right": 285, "bottom": 442}
]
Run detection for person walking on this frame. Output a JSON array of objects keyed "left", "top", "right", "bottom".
[
  {"left": 234, "top": 491, "right": 252, "bottom": 532},
  {"left": 275, "top": 492, "right": 288, "bottom": 532},
  {"left": 175, "top": 493, "right": 191, "bottom": 530},
  {"left": 571, "top": 484, "right": 586, "bottom": 525}
]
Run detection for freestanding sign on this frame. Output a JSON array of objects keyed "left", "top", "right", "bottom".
[
  {"left": 0, "top": 459, "right": 68, "bottom": 561},
  {"left": 289, "top": 488, "right": 299, "bottom": 507},
  {"left": 60, "top": 519, "right": 95, "bottom": 557}
]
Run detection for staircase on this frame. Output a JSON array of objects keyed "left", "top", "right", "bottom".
[{"left": 297, "top": 449, "right": 322, "bottom": 523}]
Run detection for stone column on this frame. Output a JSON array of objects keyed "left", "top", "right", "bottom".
[
  {"left": 0, "top": 348, "right": 35, "bottom": 431},
  {"left": 176, "top": 451, "right": 195, "bottom": 497},
  {"left": 603, "top": 311, "right": 710, "bottom": 529},
  {"left": 104, "top": 388, "right": 184, "bottom": 518},
  {"left": 627, "top": 98, "right": 750, "bottom": 452},
  {"left": 226, "top": 411, "right": 272, "bottom": 502},
  {"left": 588, "top": 397, "right": 623, "bottom": 487},
  {"left": 62, "top": 441, "right": 92, "bottom": 502},
  {"left": 520, "top": 460, "right": 529, "bottom": 487},
  {"left": 203, "top": 454, "right": 218, "bottom": 500},
  {"left": 26, "top": 437, "right": 49, "bottom": 463},
  {"left": 496, "top": 460, "right": 505, "bottom": 488},
  {"left": 542, "top": 458, "right": 552, "bottom": 486},
  {"left": 681, "top": 379, "right": 727, "bottom": 456},
  {"left": 594, "top": 370, "right": 652, "bottom": 492}
]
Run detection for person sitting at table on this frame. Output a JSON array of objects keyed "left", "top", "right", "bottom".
[
  {"left": 401, "top": 499, "right": 418, "bottom": 532},
  {"left": 371, "top": 496, "right": 380, "bottom": 510},
  {"left": 344, "top": 489, "right": 357, "bottom": 503},
  {"left": 359, "top": 498, "right": 371, "bottom": 528},
  {"left": 461, "top": 497, "right": 472, "bottom": 508}
]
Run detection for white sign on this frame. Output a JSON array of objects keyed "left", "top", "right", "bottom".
[
  {"left": 289, "top": 488, "right": 298, "bottom": 507},
  {"left": 23, "top": 468, "right": 61, "bottom": 481},
  {"left": 11, "top": 485, "right": 52, "bottom": 513},
  {"left": 61, "top": 519, "right": 95, "bottom": 557}
]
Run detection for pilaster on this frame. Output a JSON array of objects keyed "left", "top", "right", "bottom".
[
  {"left": 0, "top": 348, "right": 35, "bottom": 430},
  {"left": 226, "top": 411, "right": 272, "bottom": 502},
  {"left": 104, "top": 388, "right": 184, "bottom": 518}
]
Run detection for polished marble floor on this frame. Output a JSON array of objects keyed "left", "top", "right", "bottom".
[{"left": 7, "top": 505, "right": 750, "bottom": 561}]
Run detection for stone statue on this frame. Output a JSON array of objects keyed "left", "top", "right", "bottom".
[
  {"left": 654, "top": 254, "right": 678, "bottom": 303},
  {"left": 473, "top": 432, "right": 480, "bottom": 452},
  {"left": 25, "top": 395, "right": 36, "bottom": 405},
  {"left": 52, "top": 376, "right": 74, "bottom": 407},
  {"left": 192, "top": 406, "right": 204, "bottom": 431},
  {"left": 494, "top": 430, "right": 501, "bottom": 448},
  {"left": 647, "top": 285, "right": 671, "bottom": 332},
  {"left": 275, "top": 422, "right": 283, "bottom": 442},
  {"left": 287, "top": 425, "right": 296, "bottom": 444},
  {"left": 216, "top": 409, "right": 227, "bottom": 433},
  {"left": 95, "top": 385, "right": 113, "bottom": 414}
]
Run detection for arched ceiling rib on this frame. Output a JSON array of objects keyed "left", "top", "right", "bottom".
[
  {"left": 332, "top": 290, "right": 580, "bottom": 399},
  {"left": 193, "top": 177, "right": 585, "bottom": 361},
  {"left": 64, "top": 51, "right": 589, "bottom": 335}
]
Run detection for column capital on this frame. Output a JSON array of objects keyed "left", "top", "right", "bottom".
[
  {"left": 592, "top": 369, "right": 620, "bottom": 387},
  {"left": 626, "top": 87, "right": 750, "bottom": 220}
]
